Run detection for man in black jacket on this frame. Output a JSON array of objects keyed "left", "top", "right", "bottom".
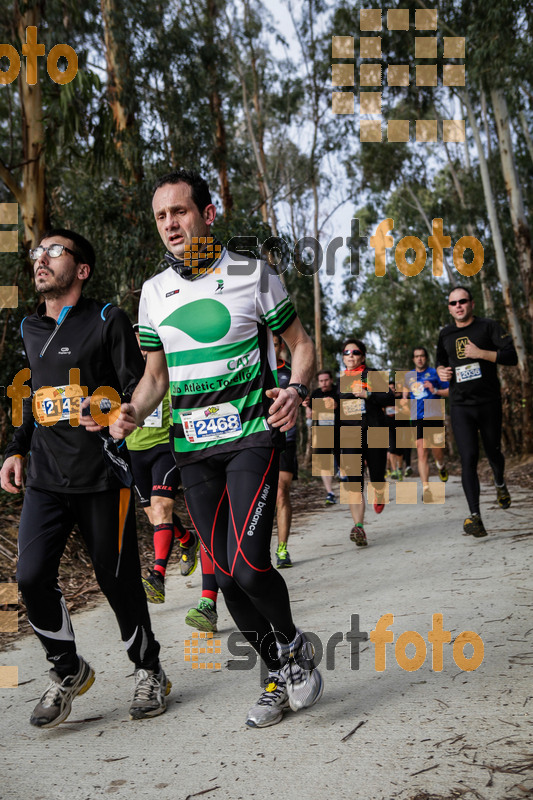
[
  {"left": 0, "top": 229, "right": 169, "bottom": 728},
  {"left": 436, "top": 286, "right": 518, "bottom": 537}
]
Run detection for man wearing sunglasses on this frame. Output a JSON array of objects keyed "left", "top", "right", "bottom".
[
  {"left": 436, "top": 286, "right": 518, "bottom": 537},
  {"left": 0, "top": 229, "right": 169, "bottom": 728}
]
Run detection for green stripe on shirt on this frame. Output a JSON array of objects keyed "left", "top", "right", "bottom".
[{"left": 166, "top": 334, "right": 259, "bottom": 368}]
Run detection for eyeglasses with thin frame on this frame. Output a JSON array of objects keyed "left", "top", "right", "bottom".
[
  {"left": 343, "top": 349, "right": 363, "bottom": 356},
  {"left": 448, "top": 298, "right": 470, "bottom": 307},
  {"left": 29, "top": 244, "right": 79, "bottom": 262}
]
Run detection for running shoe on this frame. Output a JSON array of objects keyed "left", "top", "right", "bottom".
[
  {"left": 463, "top": 514, "right": 487, "bottom": 538},
  {"left": 30, "top": 656, "right": 95, "bottom": 728},
  {"left": 179, "top": 530, "right": 200, "bottom": 577},
  {"left": 129, "top": 665, "right": 171, "bottom": 720},
  {"left": 245, "top": 672, "right": 290, "bottom": 728},
  {"left": 276, "top": 543, "right": 293, "bottom": 568},
  {"left": 278, "top": 629, "right": 324, "bottom": 712},
  {"left": 185, "top": 598, "right": 218, "bottom": 632},
  {"left": 423, "top": 487, "right": 433, "bottom": 503},
  {"left": 142, "top": 569, "right": 165, "bottom": 604},
  {"left": 353, "top": 525, "right": 367, "bottom": 547},
  {"left": 496, "top": 484, "right": 511, "bottom": 509},
  {"left": 373, "top": 490, "right": 385, "bottom": 514},
  {"left": 404, "top": 466, "right": 413, "bottom": 477},
  {"left": 438, "top": 466, "right": 449, "bottom": 482},
  {"left": 325, "top": 492, "right": 336, "bottom": 506}
]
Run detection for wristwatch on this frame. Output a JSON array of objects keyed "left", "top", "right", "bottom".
[{"left": 287, "top": 383, "right": 309, "bottom": 402}]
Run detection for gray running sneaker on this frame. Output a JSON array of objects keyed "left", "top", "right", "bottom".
[
  {"left": 129, "top": 666, "right": 171, "bottom": 720},
  {"left": 245, "top": 672, "right": 290, "bottom": 728},
  {"left": 179, "top": 530, "right": 200, "bottom": 577},
  {"left": 277, "top": 628, "right": 324, "bottom": 712},
  {"left": 185, "top": 599, "right": 218, "bottom": 632},
  {"left": 30, "top": 656, "right": 95, "bottom": 728}
]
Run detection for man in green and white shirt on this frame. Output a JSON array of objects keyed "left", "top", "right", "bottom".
[{"left": 108, "top": 169, "right": 323, "bottom": 728}]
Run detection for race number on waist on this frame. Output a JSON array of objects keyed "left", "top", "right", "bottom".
[
  {"left": 455, "top": 362, "right": 482, "bottom": 383},
  {"left": 181, "top": 403, "right": 243, "bottom": 444},
  {"left": 142, "top": 401, "right": 163, "bottom": 428},
  {"left": 33, "top": 384, "right": 85, "bottom": 425}
]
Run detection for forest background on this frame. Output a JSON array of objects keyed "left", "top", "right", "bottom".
[{"left": 0, "top": 0, "right": 532, "bottom": 455}]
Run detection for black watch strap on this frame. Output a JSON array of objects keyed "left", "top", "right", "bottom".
[{"left": 287, "top": 383, "right": 309, "bottom": 401}]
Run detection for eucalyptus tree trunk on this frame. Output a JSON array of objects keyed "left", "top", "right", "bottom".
[
  {"left": 443, "top": 142, "right": 493, "bottom": 314},
  {"left": 206, "top": 0, "right": 233, "bottom": 216},
  {"left": 491, "top": 88, "right": 533, "bottom": 339},
  {"left": 101, "top": 0, "right": 143, "bottom": 182},
  {"left": 464, "top": 90, "right": 532, "bottom": 451},
  {"left": 0, "top": 4, "right": 48, "bottom": 247}
]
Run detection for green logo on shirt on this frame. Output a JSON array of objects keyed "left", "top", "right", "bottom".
[{"left": 160, "top": 299, "right": 231, "bottom": 343}]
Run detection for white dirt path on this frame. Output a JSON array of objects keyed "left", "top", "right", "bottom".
[{"left": 1, "top": 475, "right": 532, "bottom": 800}]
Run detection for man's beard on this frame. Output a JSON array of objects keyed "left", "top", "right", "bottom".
[{"left": 36, "top": 267, "right": 77, "bottom": 299}]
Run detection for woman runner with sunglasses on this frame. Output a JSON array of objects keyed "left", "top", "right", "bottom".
[{"left": 338, "top": 339, "right": 394, "bottom": 547}]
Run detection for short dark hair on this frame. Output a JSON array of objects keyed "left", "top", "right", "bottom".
[
  {"left": 341, "top": 338, "right": 366, "bottom": 359},
  {"left": 317, "top": 369, "right": 333, "bottom": 379},
  {"left": 152, "top": 169, "right": 212, "bottom": 214},
  {"left": 412, "top": 346, "right": 429, "bottom": 360},
  {"left": 448, "top": 285, "right": 473, "bottom": 302},
  {"left": 42, "top": 228, "right": 95, "bottom": 282}
]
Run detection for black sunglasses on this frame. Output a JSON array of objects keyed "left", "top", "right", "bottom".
[
  {"left": 343, "top": 349, "right": 363, "bottom": 356},
  {"left": 448, "top": 298, "right": 470, "bottom": 307}
]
